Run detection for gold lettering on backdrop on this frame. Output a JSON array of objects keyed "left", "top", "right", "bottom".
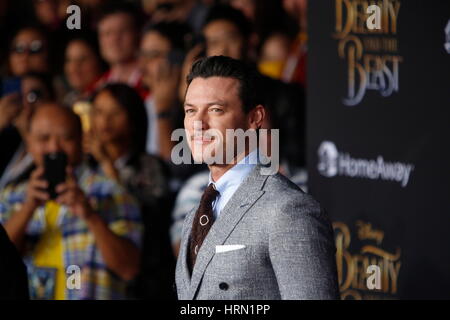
[
  {"left": 333, "top": 0, "right": 402, "bottom": 106},
  {"left": 356, "top": 220, "right": 384, "bottom": 244},
  {"left": 333, "top": 221, "right": 402, "bottom": 299},
  {"left": 335, "top": 0, "right": 401, "bottom": 38}
]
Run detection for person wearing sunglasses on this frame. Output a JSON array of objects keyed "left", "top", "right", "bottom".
[{"left": 8, "top": 26, "right": 49, "bottom": 77}]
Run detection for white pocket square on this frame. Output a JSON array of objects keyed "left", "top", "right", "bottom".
[{"left": 215, "top": 245, "right": 246, "bottom": 253}]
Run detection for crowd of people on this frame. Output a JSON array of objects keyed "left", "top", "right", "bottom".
[{"left": 0, "top": 0, "right": 308, "bottom": 300}]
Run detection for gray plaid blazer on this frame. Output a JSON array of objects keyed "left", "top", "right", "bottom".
[{"left": 175, "top": 165, "right": 340, "bottom": 300}]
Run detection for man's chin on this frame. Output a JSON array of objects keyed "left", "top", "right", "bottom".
[
  {"left": 191, "top": 152, "right": 223, "bottom": 165},
  {"left": 192, "top": 153, "right": 211, "bottom": 164}
]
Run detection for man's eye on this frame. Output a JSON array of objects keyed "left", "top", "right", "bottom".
[
  {"left": 185, "top": 109, "right": 194, "bottom": 114},
  {"left": 210, "top": 108, "right": 223, "bottom": 113}
]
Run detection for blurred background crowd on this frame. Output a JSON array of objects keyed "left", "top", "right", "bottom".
[{"left": 0, "top": 0, "right": 308, "bottom": 300}]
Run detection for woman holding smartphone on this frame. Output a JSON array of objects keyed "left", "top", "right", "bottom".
[{"left": 86, "top": 83, "right": 175, "bottom": 300}]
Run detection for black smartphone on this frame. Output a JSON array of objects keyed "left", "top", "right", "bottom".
[{"left": 44, "top": 152, "right": 67, "bottom": 199}]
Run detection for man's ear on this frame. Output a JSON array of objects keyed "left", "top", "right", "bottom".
[{"left": 248, "top": 105, "right": 265, "bottom": 130}]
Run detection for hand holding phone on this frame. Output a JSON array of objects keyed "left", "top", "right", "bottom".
[
  {"left": 53, "top": 164, "right": 95, "bottom": 221},
  {"left": 23, "top": 167, "right": 50, "bottom": 211}
]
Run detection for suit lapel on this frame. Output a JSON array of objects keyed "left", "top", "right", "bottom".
[
  {"left": 178, "top": 205, "right": 197, "bottom": 294},
  {"left": 187, "top": 165, "right": 269, "bottom": 299}
]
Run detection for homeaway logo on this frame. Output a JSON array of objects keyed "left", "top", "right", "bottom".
[
  {"left": 317, "top": 141, "right": 414, "bottom": 187},
  {"left": 317, "top": 141, "right": 339, "bottom": 177},
  {"left": 445, "top": 19, "right": 450, "bottom": 54}
]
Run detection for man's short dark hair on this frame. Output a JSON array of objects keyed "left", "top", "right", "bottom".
[
  {"left": 203, "top": 4, "right": 252, "bottom": 40},
  {"left": 186, "top": 56, "right": 263, "bottom": 113}
]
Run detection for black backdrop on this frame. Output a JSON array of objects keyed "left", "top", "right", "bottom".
[{"left": 307, "top": 0, "right": 450, "bottom": 299}]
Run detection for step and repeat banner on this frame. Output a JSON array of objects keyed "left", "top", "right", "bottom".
[{"left": 307, "top": 0, "right": 450, "bottom": 299}]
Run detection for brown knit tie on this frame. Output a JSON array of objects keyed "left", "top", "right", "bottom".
[{"left": 189, "top": 183, "right": 219, "bottom": 271}]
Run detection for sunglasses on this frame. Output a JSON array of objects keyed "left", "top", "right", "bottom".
[{"left": 11, "top": 40, "right": 45, "bottom": 55}]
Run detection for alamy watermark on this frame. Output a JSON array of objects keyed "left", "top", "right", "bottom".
[
  {"left": 66, "top": 265, "right": 81, "bottom": 290},
  {"left": 170, "top": 121, "right": 279, "bottom": 175},
  {"left": 66, "top": 5, "right": 81, "bottom": 30},
  {"left": 367, "top": 265, "right": 381, "bottom": 290},
  {"left": 366, "top": 5, "right": 381, "bottom": 30}
]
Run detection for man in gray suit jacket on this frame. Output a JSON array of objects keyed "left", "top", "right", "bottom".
[{"left": 176, "top": 56, "right": 340, "bottom": 300}]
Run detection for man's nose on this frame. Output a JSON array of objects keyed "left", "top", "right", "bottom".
[{"left": 190, "top": 111, "right": 209, "bottom": 131}]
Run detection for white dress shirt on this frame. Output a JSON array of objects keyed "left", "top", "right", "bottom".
[{"left": 209, "top": 149, "right": 259, "bottom": 219}]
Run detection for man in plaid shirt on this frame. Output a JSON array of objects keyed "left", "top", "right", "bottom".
[{"left": 0, "top": 104, "right": 142, "bottom": 300}]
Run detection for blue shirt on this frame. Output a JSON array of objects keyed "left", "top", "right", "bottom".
[{"left": 209, "top": 149, "right": 258, "bottom": 218}]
